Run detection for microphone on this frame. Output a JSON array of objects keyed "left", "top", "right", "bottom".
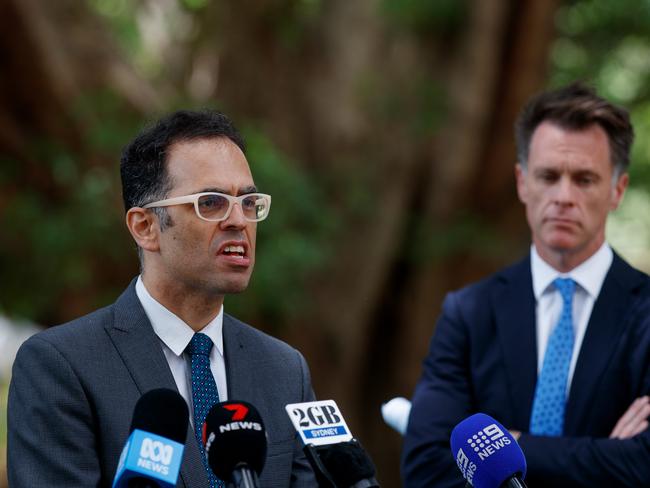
[
  {"left": 286, "top": 400, "right": 379, "bottom": 488},
  {"left": 450, "top": 413, "right": 527, "bottom": 488},
  {"left": 113, "top": 388, "right": 189, "bottom": 488},
  {"left": 380, "top": 397, "right": 411, "bottom": 435},
  {"left": 203, "top": 401, "right": 267, "bottom": 488}
]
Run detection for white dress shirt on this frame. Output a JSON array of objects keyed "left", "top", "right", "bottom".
[
  {"left": 531, "top": 243, "right": 613, "bottom": 392},
  {"left": 135, "top": 276, "right": 228, "bottom": 423}
]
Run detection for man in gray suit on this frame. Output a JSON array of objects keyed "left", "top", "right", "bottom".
[{"left": 8, "top": 110, "right": 316, "bottom": 487}]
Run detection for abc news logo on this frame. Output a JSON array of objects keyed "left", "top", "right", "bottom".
[
  {"left": 466, "top": 423, "right": 511, "bottom": 461},
  {"left": 137, "top": 437, "right": 173, "bottom": 475}
]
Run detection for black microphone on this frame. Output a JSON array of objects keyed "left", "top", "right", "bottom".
[
  {"left": 285, "top": 400, "right": 379, "bottom": 488},
  {"left": 304, "top": 439, "right": 379, "bottom": 488},
  {"left": 112, "top": 388, "right": 189, "bottom": 488},
  {"left": 203, "top": 401, "right": 267, "bottom": 488}
]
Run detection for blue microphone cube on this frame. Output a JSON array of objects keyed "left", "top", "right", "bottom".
[{"left": 113, "top": 429, "right": 184, "bottom": 488}]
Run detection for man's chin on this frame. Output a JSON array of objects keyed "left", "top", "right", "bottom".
[
  {"left": 542, "top": 231, "right": 581, "bottom": 252},
  {"left": 216, "top": 277, "right": 252, "bottom": 295}
]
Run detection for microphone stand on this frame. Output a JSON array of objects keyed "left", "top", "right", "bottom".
[{"left": 227, "top": 464, "right": 259, "bottom": 488}]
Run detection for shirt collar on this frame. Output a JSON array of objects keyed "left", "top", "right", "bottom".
[
  {"left": 531, "top": 242, "right": 613, "bottom": 300},
  {"left": 135, "top": 276, "right": 224, "bottom": 357}
]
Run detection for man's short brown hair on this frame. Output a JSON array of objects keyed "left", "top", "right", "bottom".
[{"left": 515, "top": 82, "right": 634, "bottom": 176}]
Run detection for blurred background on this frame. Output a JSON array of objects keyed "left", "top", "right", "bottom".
[{"left": 3, "top": 0, "right": 650, "bottom": 485}]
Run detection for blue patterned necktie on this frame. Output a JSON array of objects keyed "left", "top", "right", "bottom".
[
  {"left": 187, "top": 333, "right": 223, "bottom": 488},
  {"left": 529, "top": 277, "right": 576, "bottom": 436}
]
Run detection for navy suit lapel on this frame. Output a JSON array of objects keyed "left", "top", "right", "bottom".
[
  {"left": 106, "top": 280, "right": 208, "bottom": 488},
  {"left": 565, "top": 253, "right": 645, "bottom": 434},
  {"left": 493, "top": 256, "right": 538, "bottom": 430}
]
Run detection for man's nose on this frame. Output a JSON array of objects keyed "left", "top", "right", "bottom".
[
  {"left": 554, "top": 176, "right": 575, "bottom": 205},
  {"left": 220, "top": 202, "right": 247, "bottom": 229}
]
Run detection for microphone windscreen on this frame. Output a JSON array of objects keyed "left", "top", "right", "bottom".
[
  {"left": 203, "top": 401, "right": 267, "bottom": 481},
  {"left": 130, "top": 388, "right": 189, "bottom": 443},
  {"left": 315, "top": 440, "right": 376, "bottom": 486},
  {"left": 381, "top": 397, "right": 411, "bottom": 435},
  {"left": 450, "top": 413, "right": 526, "bottom": 488}
]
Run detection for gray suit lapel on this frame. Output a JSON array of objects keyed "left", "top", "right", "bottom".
[
  {"left": 105, "top": 280, "right": 208, "bottom": 488},
  {"left": 223, "top": 314, "right": 254, "bottom": 403}
]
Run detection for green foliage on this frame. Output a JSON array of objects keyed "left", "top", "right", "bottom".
[
  {"left": 360, "top": 71, "right": 448, "bottom": 141},
  {"left": 551, "top": 0, "right": 650, "bottom": 98},
  {"left": 226, "top": 128, "right": 337, "bottom": 323},
  {"left": 266, "top": 0, "right": 324, "bottom": 49},
  {"left": 180, "top": 0, "right": 209, "bottom": 11},
  {"left": 380, "top": 0, "right": 468, "bottom": 35},
  {"left": 0, "top": 92, "right": 140, "bottom": 323},
  {"left": 412, "top": 212, "right": 508, "bottom": 264},
  {"left": 550, "top": 0, "right": 650, "bottom": 188},
  {"left": 550, "top": 0, "right": 650, "bottom": 268},
  {"left": 88, "top": 0, "right": 141, "bottom": 54}
]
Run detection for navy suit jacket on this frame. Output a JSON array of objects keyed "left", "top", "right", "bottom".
[
  {"left": 8, "top": 280, "right": 316, "bottom": 487},
  {"left": 402, "top": 253, "right": 650, "bottom": 487}
]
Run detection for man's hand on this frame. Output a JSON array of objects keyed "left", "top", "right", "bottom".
[{"left": 610, "top": 396, "right": 650, "bottom": 439}]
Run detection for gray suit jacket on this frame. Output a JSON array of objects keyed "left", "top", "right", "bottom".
[{"left": 7, "top": 281, "right": 316, "bottom": 487}]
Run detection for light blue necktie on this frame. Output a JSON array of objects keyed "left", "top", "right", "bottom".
[
  {"left": 529, "top": 278, "right": 576, "bottom": 436},
  {"left": 187, "top": 333, "right": 224, "bottom": 488}
]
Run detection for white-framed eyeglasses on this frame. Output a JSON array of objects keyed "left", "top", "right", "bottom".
[{"left": 143, "top": 192, "right": 272, "bottom": 222}]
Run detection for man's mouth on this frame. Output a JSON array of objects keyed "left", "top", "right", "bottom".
[
  {"left": 216, "top": 241, "right": 251, "bottom": 266},
  {"left": 546, "top": 215, "right": 575, "bottom": 223},
  {"left": 222, "top": 245, "right": 246, "bottom": 258}
]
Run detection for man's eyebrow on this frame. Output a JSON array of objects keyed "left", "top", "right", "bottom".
[
  {"left": 238, "top": 185, "right": 258, "bottom": 195},
  {"left": 573, "top": 169, "right": 601, "bottom": 178},
  {"left": 532, "top": 165, "right": 557, "bottom": 173},
  {"left": 198, "top": 185, "right": 258, "bottom": 195}
]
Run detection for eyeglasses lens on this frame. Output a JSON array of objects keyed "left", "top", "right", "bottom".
[
  {"left": 197, "top": 194, "right": 269, "bottom": 221},
  {"left": 197, "top": 194, "right": 230, "bottom": 220},
  {"left": 242, "top": 195, "right": 269, "bottom": 221}
]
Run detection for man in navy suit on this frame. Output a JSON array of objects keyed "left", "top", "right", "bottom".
[
  {"left": 403, "top": 83, "right": 650, "bottom": 487},
  {"left": 8, "top": 110, "right": 316, "bottom": 487}
]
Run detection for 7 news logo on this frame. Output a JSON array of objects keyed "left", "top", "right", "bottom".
[
  {"left": 218, "top": 403, "right": 263, "bottom": 433},
  {"left": 466, "top": 423, "right": 511, "bottom": 461},
  {"left": 204, "top": 403, "right": 263, "bottom": 452}
]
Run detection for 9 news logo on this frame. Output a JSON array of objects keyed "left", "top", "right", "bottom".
[
  {"left": 466, "top": 423, "right": 511, "bottom": 461},
  {"left": 456, "top": 448, "right": 476, "bottom": 484}
]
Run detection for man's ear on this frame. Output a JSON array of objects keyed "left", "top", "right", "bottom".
[
  {"left": 610, "top": 171, "right": 629, "bottom": 211},
  {"left": 515, "top": 163, "right": 528, "bottom": 204},
  {"left": 125, "top": 207, "right": 160, "bottom": 253}
]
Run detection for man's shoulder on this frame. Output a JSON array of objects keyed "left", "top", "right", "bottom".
[
  {"left": 22, "top": 304, "right": 114, "bottom": 350},
  {"left": 223, "top": 313, "right": 302, "bottom": 357},
  {"left": 450, "top": 255, "right": 530, "bottom": 301},
  {"left": 610, "top": 251, "right": 650, "bottom": 289}
]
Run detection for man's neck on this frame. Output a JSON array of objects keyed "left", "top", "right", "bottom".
[
  {"left": 141, "top": 273, "right": 224, "bottom": 332},
  {"left": 533, "top": 238, "right": 606, "bottom": 273}
]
